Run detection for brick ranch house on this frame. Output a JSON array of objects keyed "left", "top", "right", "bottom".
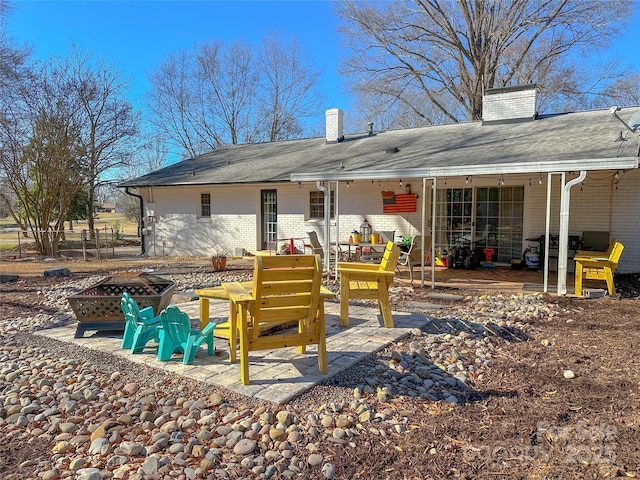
[{"left": 120, "top": 85, "right": 640, "bottom": 295}]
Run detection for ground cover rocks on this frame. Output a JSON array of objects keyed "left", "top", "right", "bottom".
[{"left": 3, "top": 265, "right": 634, "bottom": 479}]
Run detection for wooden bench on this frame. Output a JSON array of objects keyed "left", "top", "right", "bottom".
[
  {"left": 574, "top": 241, "right": 624, "bottom": 297},
  {"left": 337, "top": 241, "right": 400, "bottom": 328}
]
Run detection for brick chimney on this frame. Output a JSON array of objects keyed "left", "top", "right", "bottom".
[
  {"left": 482, "top": 85, "right": 537, "bottom": 124},
  {"left": 325, "top": 108, "right": 344, "bottom": 143}
]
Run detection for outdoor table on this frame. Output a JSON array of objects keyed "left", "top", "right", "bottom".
[
  {"left": 195, "top": 282, "right": 336, "bottom": 362},
  {"left": 338, "top": 241, "right": 385, "bottom": 262}
]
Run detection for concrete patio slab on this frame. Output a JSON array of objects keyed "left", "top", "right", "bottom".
[{"left": 35, "top": 299, "right": 430, "bottom": 404}]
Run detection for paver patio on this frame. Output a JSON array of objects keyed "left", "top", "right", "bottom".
[{"left": 36, "top": 299, "right": 430, "bottom": 404}]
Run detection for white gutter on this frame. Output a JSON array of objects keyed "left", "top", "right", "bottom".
[{"left": 557, "top": 170, "right": 587, "bottom": 295}]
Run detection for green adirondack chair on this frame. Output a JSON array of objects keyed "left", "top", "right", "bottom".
[
  {"left": 120, "top": 292, "right": 161, "bottom": 353},
  {"left": 157, "top": 305, "right": 216, "bottom": 365}
]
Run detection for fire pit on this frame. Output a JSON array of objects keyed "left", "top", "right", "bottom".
[{"left": 68, "top": 272, "right": 176, "bottom": 338}]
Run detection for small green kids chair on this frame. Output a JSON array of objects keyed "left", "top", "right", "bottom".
[
  {"left": 120, "top": 292, "right": 161, "bottom": 353},
  {"left": 157, "top": 305, "right": 216, "bottom": 365}
]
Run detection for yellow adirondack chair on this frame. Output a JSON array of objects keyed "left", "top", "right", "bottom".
[
  {"left": 337, "top": 241, "right": 400, "bottom": 328},
  {"left": 574, "top": 241, "right": 624, "bottom": 297},
  {"left": 222, "top": 254, "right": 328, "bottom": 385}
]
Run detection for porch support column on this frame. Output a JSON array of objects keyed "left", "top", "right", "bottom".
[
  {"left": 317, "top": 181, "right": 331, "bottom": 272},
  {"left": 431, "top": 177, "right": 437, "bottom": 289},
  {"left": 543, "top": 173, "right": 553, "bottom": 293},
  {"left": 557, "top": 171, "right": 586, "bottom": 295},
  {"left": 334, "top": 181, "right": 340, "bottom": 280}
]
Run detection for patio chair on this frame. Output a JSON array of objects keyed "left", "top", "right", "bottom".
[
  {"left": 223, "top": 254, "right": 326, "bottom": 385},
  {"left": 379, "top": 230, "right": 396, "bottom": 243},
  {"left": 120, "top": 292, "right": 161, "bottom": 353},
  {"left": 157, "top": 305, "right": 216, "bottom": 365},
  {"left": 397, "top": 235, "right": 432, "bottom": 282},
  {"left": 307, "top": 231, "right": 342, "bottom": 261},
  {"left": 574, "top": 241, "right": 624, "bottom": 297},
  {"left": 337, "top": 241, "right": 400, "bottom": 328}
]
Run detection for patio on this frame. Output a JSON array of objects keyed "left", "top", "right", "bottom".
[{"left": 35, "top": 298, "right": 431, "bottom": 404}]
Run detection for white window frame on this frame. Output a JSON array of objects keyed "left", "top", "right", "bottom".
[
  {"left": 199, "top": 192, "right": 211, "bottom": 218},
  {"left": 308, "top": 190, "right": 335, "bottom": 221}
]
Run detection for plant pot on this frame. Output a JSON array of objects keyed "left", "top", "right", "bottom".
[{"left": 211, "top": 256, "right": 227, "bottom": 271}]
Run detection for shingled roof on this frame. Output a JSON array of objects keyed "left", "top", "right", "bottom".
[{"left": 120, "top": 105, "right": 640, "bottom": 188}]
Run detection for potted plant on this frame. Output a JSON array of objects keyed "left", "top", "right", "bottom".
[{"left": 211, "top": 249, "right": 229, "bottom": 271}]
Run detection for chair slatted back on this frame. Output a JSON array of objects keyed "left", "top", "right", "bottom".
[
  {"left": 307, "top": 231, "right": 324, "bottom": 258},
  {"left": 409, "top": 235, "right": 432, "bottom": 262},
  {"left": 160, "top": 305, "right": 192, "bottom": 342},
  {"left": 121, "top": 292, "right": 141, "bottom": 324},
  {"left": 250, "top": 255, "right": 322, "bottom": 338},
  {"left": 378, "top": 241, "right": 401, "bottom": 272},
  {"left": 609, "top": 242, "right": 624, "bottom": 266}
]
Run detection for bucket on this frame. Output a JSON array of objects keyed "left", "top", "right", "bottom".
[
  {"left": 371, "top": 233, "right": 379, "bottom": 244},
  {"left": 524, "top": 251, "right": 539, "bottom": 269}
]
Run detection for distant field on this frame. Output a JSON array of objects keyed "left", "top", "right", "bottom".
[{"left": 0, "top": 214, "right": 140, "bottom": 251}]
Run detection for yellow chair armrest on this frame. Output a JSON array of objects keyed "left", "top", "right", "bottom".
[
  {"left": 338, "top": 263, "right": 381, "bottom": 271},
  {"left": 223, "top": 282, "right": 253, "bottom": 304}
]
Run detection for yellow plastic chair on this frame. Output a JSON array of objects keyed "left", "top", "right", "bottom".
[
  {"left": 574, "top": 241, "right": 624, "bottom": 297},
  {"left": 222, "top": 254, "right": 327, "bottom": 385},
  {"left": 337, "top": 241, "right": 400, "bottom": 328}
]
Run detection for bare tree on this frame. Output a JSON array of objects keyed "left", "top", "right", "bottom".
[
  {"left": 0, "top": 0, "right": 30, "bottom": 89},
  {"left": 147, "top": 34, "right": 322, "bottom": 158},
  {"left": 334, "top": 0, "right": 633, "bottom": 125},
  {"left": 59, "top": 45, "right": 139, "bottom": 237},
  {"left": 147, "top": 49, "right": 218, "bottom": 158},
  {"left": 0, "top": 0, "right": 31, "bottom": 230},
  {"left": 0, "top": 61, "right": 86, "bottom": 255},
  {"left": 598, "top": 73, "right": 640, "bottom": 108},
  {"left": 256, "top": 34, "right": 323, "bottom": 141},
  {"left": 196, "top": 40, "right": 258, "bottom": 146}
]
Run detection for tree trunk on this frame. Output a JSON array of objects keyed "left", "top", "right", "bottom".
[{"left": 87, "top": 188, "right": 96, "bottom": 239}]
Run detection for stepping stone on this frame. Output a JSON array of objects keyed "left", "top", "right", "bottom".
[
  {"left": 582, "top": 288, "right": 606, "bottom": 299},
  {"left": 405, "top": 301, "right": 443, "bottom": 310},
  {"left": 426, "top": 292, "right": 464, "bottom": 302},
  {"left": 172, "top": 291, "right": 199, "bottom": 303},
  {"left": 44, "top": 267, "right": 72, "bottom": 277},
  {"left": 0, "top": 272, "right": 19, "bottom": 283}
]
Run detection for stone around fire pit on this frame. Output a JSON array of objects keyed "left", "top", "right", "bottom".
[{"left": 67, "top": 272, "right": 176, "bottom": 338}]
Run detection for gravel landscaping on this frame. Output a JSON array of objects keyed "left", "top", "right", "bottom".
[{"left": 1, "top": 258, "right": 639, "bottom": 479}]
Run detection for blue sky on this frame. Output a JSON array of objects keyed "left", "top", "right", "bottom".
[
  {"left": 7, "top": 0, "right": 640, "bottom": 130},
  {"left": 8, "top": 1, "right": 349, "bottom": 123}
]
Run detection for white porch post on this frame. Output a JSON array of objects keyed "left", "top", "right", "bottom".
[{"left": 558, "top": 171, "right": 586, "bottom": 295}]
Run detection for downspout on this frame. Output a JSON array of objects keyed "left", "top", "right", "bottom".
[
  {"left": 557, "top": 170, "right": 586, "bottom": 295},
  {"left": 317, "top": 180, "right": 330, "bottom": 272},
  {"left": 124, "top": 187, "right": 145, "bottom": 255}
]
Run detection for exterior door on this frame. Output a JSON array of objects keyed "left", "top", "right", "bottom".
[
  {"left": 261, "top": 189, "right": 277, "bottom": 250},
  {"left": 475, "top": 186, "right": 524, "bottom": 262}
]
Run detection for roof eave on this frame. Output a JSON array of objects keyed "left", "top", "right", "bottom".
[{"left": 290, "top": 157, "right": 639, "bottom": 182}]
